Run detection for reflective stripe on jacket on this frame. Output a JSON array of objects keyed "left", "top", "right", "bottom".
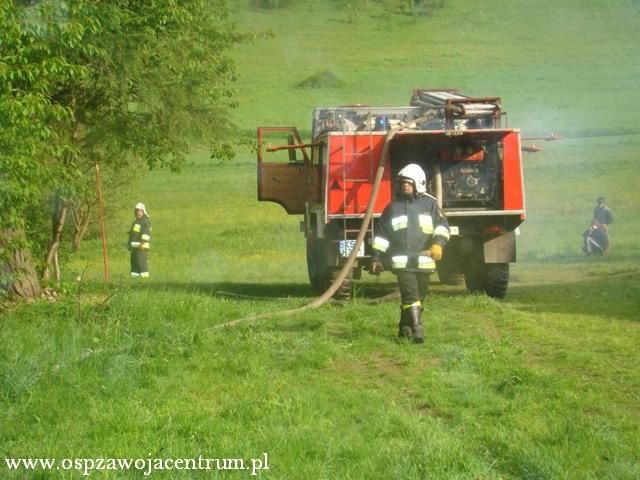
[
  {"left": 129, "top": 216, "right": 152, "bottom": 250},
  {"left": 371, "top": 193, "right": 449, "bottom": 271}
]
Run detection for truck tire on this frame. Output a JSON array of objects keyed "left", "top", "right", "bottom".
[
  {"left": 484, "top": 263, "right": 509, "bottom": 299},
  {"left": 329, "top": 267, "right": 353, "bottom": 301},
  {"left": 306, "top": 237, "right": 329, "bottom": 294},
  {"left": 464, "top": 261, "right": 509, "bottom": 299},
  {"left": 306, "top": 237, "right": 354, "bottom": 300}
]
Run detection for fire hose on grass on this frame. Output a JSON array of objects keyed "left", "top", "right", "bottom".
[{"left": 213, "top": 115, "right": 435, "bottom": 330}]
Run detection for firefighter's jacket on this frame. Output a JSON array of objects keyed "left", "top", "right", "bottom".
[
  {"left": 129, "top": 216, "right": 151, "bottom": 251},
  {"left": 371, "top": 193, "right": 449, "bottom": 272}
]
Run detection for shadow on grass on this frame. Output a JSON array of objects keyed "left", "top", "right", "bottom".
[
  {"left": 136, "top": 280, "right": 399, "bottom": 300},
  {"left": 506, "top": 271, "right": 639, "bottom": 322},
  {"left": 139, "top": 281, "right": 312, "bottom": 299}
]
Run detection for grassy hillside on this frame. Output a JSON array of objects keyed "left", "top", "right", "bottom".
[
  {"left": 2, "top": 1, "right": 639, "bottom": 478},
  {"left": 232, "top": 0, "right": 640, "bottom": 135}
]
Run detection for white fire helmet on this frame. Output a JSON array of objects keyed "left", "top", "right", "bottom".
[
  {"left": 134, "top": 202, "right": 148, "bottom": 217},
  {"left": 397, "top": 164, "right": 427, "bottom": 194}
]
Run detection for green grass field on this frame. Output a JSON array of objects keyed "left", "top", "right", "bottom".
[{"left": 2, "top": 1, "right": 639, "bottom": 478}]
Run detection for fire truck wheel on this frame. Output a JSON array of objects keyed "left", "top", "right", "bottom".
[
  {"left": 464, "top": 268, "right": 484, "bottom": 294},
  {"left": 329, "top": 267, "right": 353, "bottom": 301},
  {"left": 484, "top": 263, "right": 509, "bottom": 299},
  {"left": 464, "top": 262, "right": 509, "bottom": 299},
  {"left": 306, "top": 238, "right": 329, "bottom": 294}
]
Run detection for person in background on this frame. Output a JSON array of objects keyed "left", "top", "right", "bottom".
[
  {"left": 583, "top": 197, "right": 613, "bottom": 256},
  {"left": 593, "top": 196, "right": 613, "bottom": 230},
  {"left": 128, "top": 202, "right": 151, "bottom": 278},
  {"left": 371, "top": 164, "right": 450, "bottom": 343},
  {"left": 582, "top": 219, "right": 609, "bottom": 256}
]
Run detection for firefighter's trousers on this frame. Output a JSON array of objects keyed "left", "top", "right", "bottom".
[
  {"left": 397, "top": 270, "right": 430, "bottom": 306},
  {"left": 130, "top": 250, "right": 149, "bottom": 278}
]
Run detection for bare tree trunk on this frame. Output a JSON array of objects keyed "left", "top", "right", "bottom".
[
  {"left": 71, "top": 199, "right": 92, "bottom": 251},
  {"left": 0, "top": 228, "right": 42, "bottom": 300},
  {"left": 53, "top": 250, "right": 61, "bottom": 283},
  {"left": 69, "top": 181, "right": 100, "bottom": 252},
  {"left": 42, "top": 196, "right": 68, "bottom": 281}
]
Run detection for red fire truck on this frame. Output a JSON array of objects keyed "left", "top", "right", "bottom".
[{"left": 257, "top": 89, "right": 525, "bottom": 299}]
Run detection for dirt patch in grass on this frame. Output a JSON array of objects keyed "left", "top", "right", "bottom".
[
  {"left": 414, "top": 401, "right": 454, "bottom": 420},
  {"left": 328, "top": 351, "right": 404, "bottom": 380},
  {"left": 326, "top": 351, "right": 440, "bottom": 390}
]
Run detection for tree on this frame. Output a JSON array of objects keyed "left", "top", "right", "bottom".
[
  {"left": 0, "top": 0, "right": 76, "bottom": 298},
  {"left": 1, "top": 0, "right": 246, "bottom": 299}
]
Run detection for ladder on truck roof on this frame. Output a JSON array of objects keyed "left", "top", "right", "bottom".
[
  {"left": 338, "top": 112, "right": 376, "bottom": 257},
  {"left": 411, "top": 89, "right": 503, "bottom": 129}
]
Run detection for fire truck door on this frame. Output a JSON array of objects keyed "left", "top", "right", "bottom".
[{"left": 257, "top": 127, "right": 311, "bottom": 214}]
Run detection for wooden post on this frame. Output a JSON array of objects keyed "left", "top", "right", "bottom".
[{"left": 95, "top": 164, "right": 110, "bottom": 282}]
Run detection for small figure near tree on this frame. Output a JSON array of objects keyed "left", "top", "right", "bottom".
[
  {"left": 128, "top": 203, "right": 151, "bottom": 279},
  {"left": 0, "top": 0, "right": 244, "bottom": 299}
]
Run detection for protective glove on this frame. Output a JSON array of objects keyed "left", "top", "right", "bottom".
[
  {"left": 427, "top": 244, "right": 443, "bottom": 261},
  {"left": 371, "top": 260, "right": 383, "bottom": 275}
]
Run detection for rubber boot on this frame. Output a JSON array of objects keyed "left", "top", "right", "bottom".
[
  {"left": 398, "top": 307, "right": 413, "bottom": 339},
  {"left": 407, "top": 306, "right": 424, "bottom": 344}
]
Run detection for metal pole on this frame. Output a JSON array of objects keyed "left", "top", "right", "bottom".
[{"left": 95, "top": 164, "right": 109, "bottom": 282}]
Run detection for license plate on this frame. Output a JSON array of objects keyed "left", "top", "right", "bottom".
[{"left": 339, "top": 239, "right": 365, "bottom": 257}]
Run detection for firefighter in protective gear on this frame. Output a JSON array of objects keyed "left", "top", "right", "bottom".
[
  {"left": 371, "top": 164, "right": 449, "bottom": 343},
  {"left": 128, "top": 202, "right": 152, "bottom": 278}
]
